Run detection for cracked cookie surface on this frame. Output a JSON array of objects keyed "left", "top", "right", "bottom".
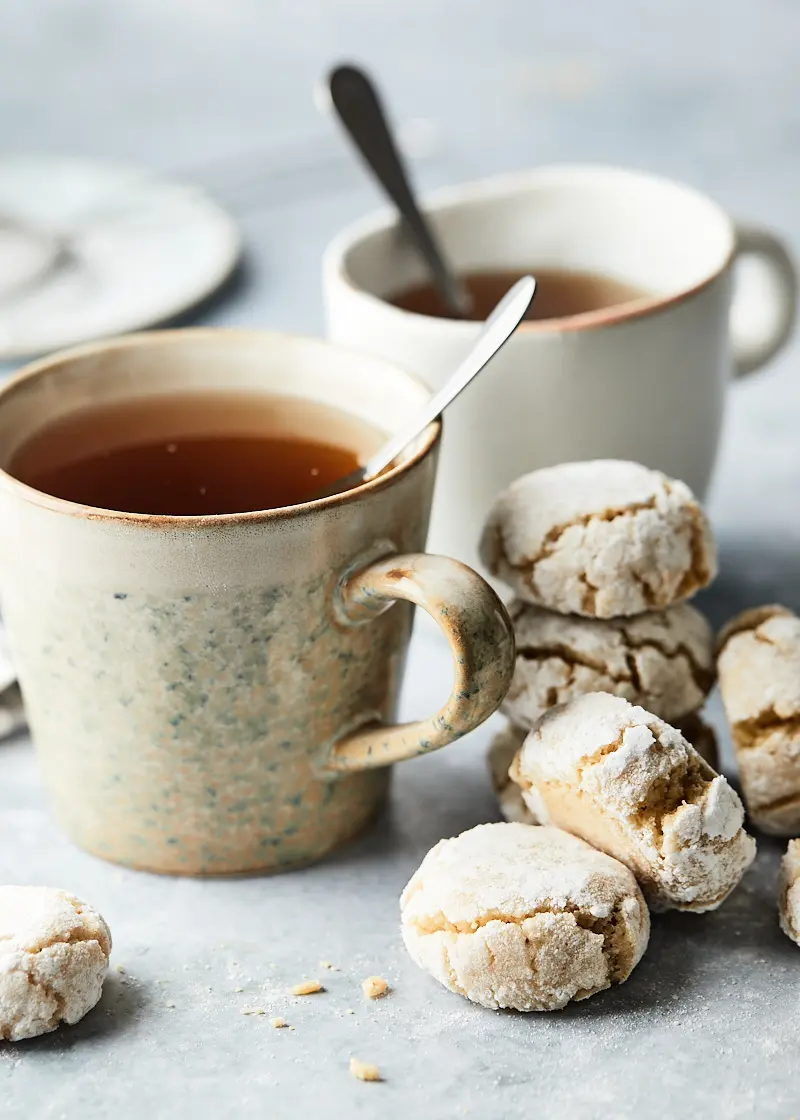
[
  {"left": 479, "top": 460, "right": 716, "bottom": 618},
  {"left": 717, "top": 605, "right": 800, "bottom": 835},
  {"left": 779, "top": 839, "right": 800, "bottom": 946},
  {"left": 0, "top": 886, "right": 112, "bottom": 1041},
  {"left": 511, "top": 693, "right": 755, "bottom": 912},
  {"left": 400, "top": 821, "right": 649, "bottom": 1011},
  {"left": 504, "top": 601, "right": 714, "bottom": 727}
]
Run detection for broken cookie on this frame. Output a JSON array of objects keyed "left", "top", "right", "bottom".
[
  {"left": 400, "top": 822, "right": 649, "bottom": 1011},
  {"left": 511, "top": 693, "right": 755, "bottom": 912},
  {"left": 717, "top": 605, "right": 800, "bottom": 835},
  {"left": 489, "top": 716, "right": 719, "bottom": 825},
  {"left": 503, "top": 600, "right": 714, "bottom": 728},
  {"left": 480, "top": 460, "right": 716, "bottom": 618},
  {"left": 0, "top": 886, "right": 112, "bottom": 1041}
]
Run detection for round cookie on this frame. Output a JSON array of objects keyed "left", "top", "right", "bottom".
[
  {"left": 479, "top": 460, "right": 716, "bottom": 618},
  {"left": 717, "top": 605, "right": 800, "bottom": 835},
  {"left": 511, "top": 693, "right": 755, "bottom": 912},
  {"left": 488, "top": 723, "right": 535, "bottom": 824},
  {"left": 779, "top": 839, "right": 800, "bottom": 946},
  {"left": 0, "top": 886, "right": 112, "bottom": 1041},
  {"left": 400, "top": 822, "right": 649, "bottom": 1011},
  {"left": 503, "top": 600, "right": 714, "bottom": 728}
]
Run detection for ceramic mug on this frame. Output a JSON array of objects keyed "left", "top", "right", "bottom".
[
  {"left": 323, "top": 164, "right": 798, "bottom": 570},
  {"left": 0, "top": 329, "right": 514, "bottom": 875}
]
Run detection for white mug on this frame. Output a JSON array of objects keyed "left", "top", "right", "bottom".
[{"left": 323, "top": 164, "right": 797, "bottom": 569}]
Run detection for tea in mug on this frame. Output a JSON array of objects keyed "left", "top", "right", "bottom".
[
  {"left": 392, "top": 266, "right": 651, "bottom": 321},
  {"left": 8, "top": 391, "right": 385, "bottom": 515}
]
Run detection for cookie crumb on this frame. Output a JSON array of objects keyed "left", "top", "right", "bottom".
[
  {"left": 361, "top": 976, "right": 389, "bottom": 1000},
  {"left": 350, "top": 1057, "right": 381, "bottom": 1082},
  {"left": 291, "top": 980, "right": 324, "bottom": 996},
  {"left": 319, "top": 960, "right": 339, "bottom": 970},
  {"left": 241, "top": 1006, "right": 265, "bottom": 1016},
  {"left": 270, "top": 1017, "right": 288, "bottom": 1029}
]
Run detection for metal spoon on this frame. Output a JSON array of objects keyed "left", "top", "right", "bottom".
[
  {"left": 313, "top": 275, "right": 535, "bottom": 500},
  {"left": 324, "top": 63, "right": 472, "bottom": 318}
]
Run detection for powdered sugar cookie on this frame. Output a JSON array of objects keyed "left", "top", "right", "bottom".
[
  {"left": 488, "top": 716, "right": 719, "bottom": 828},
  {"left": 0, "top": 886, "right": 112, "bottom": 1041},
  {"left": 503, "top": 600, "right": 714, "bottom": 728},
  {"left": 488, "top": 723, "right": 536, "bottom": 824},
  {"left": 400, "top": 822, "right": 649, "bottom": 1011},
  {"left": 512, "top": 693, "right": 755, "bottom": 912},
  {"left": 779, "top": 839, "right": 800, "bottom": 946},
  {"left": 480, "top": 460, "right": 716, "bottom": 618},
  {"left": 717, "top": 605, "right": 800, "bottom": 835}
]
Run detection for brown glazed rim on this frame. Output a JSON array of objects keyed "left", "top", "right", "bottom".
[
  {"left": 330, "top": 164, "right": 737, "bottom": 334},
  {"left": 0, "top": 327, "right": 441, "bottom": 527}
]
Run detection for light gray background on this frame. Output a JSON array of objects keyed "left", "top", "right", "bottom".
[{"left": 1, "top": 1, "right": 800, "bottom": 1116}]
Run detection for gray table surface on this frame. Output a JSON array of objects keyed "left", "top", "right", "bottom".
[{"left": 2, "top": 1, "right": 800, "bottom": 1117}]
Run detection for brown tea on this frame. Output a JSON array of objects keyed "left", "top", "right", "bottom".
[
  {"left": 391, "top": 267, "right": 651, "bottom": 321},
  {"left": 8, "top": 391, "right": 385, "bottom": 515}
]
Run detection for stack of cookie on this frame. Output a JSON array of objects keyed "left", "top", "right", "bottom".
[
  {"left": 397, "top": 462, "right": 761, "bottom": 1014},
  {"left": 478, "top": 460, "right": 720, "bottom": 822}
]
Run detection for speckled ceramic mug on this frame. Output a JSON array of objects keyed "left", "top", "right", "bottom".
[{"left": 0, "top": 330, "right": 514, "bottom": 875}]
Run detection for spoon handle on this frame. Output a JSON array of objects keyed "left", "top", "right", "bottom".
[
  {"left": 362, "top": 275, "right": 536, "bottom": 480},
  {"left": 327, "top": 64, "right": 471, "bottom": 318}
]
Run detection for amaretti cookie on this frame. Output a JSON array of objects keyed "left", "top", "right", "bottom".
[
  {"left": 479, "top": 460, "right": 716, "bottom": 618},
  {"left": 778, "top": 839, "right": 800, "bottom": 946},
  {"left": 717, "top": 605, "right": 800, "bottom": 835},
  {"left": 489, "top": 716, "right": 720, "bottom": 827},
  {"left": 503, "top": 600, "right": 714, "bottom": 728},
  {"left": 0, "top": 886, "right": 112, "bottom": 1041},
  {"left": 511, "top": 693, "right": 755, "bottom": 912},
  {"left": 400, "top": 822, "right": 649, "bottom": 1011}
]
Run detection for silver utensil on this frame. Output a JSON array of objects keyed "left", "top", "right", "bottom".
[
  {"left": 314, "top": 275, "right": 535, "bottom": 500},
  {"left": 324, "top": 63, "right": 472, "bottom": 318}
]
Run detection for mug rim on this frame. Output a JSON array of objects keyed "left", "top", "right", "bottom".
[
  {"left": 324, "top": 162, "right": 737, "bottom": 334},
  {"left": 0, "top": 326, "right": 441, "bottom": 526}
]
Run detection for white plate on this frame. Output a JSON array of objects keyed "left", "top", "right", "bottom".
[{"left": 0, "top": 156, "right": 241, "bottom": 360}]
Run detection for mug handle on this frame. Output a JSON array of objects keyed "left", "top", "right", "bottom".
[
  {"left": 323, "top": 552, "right": 515, "bottom": 772},
  {"left": 731, "top": 223, "right": 798, "bottom": 378}
]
